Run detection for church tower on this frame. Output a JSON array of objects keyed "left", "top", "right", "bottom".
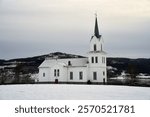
[{"left": 88, "top": 14, "right": 107, "bottom": 83}]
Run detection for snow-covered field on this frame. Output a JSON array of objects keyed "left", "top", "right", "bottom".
[{"left": 0, "top": 84, "right": 150, "bottom": 100}]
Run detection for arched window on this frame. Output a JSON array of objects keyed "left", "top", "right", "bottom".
[
  {"left": 54, "top": 69, "right": 56, "bottom": 76},
  {"left": 57, "top": 69, "right": 59, "bottom": 76},
  {"left": 94, "top": 44, "right": 97, "bottom": 51},
  {"left": 54, "top": 69, "right": 60, "bottom": 77},
  {"left": 68, "top": 61, "right": 71, "bottom": 65},
  {"left": 91, "top": 57, "right": 94, "bottom": 63},
  {"left": 79, "top": 72, "right": 83, "bottom": 80},
  {"left": 43, "top": 73, "right": 45, "bottom": 77},
  {"left": 70, "top": 72, "right": 73, "bottom": 80},
  {"left": 95, "top": 57, "right": 98, "bottom": 63},
  {"left": 103, "top": 71, "right": 105, "bottom": 76},
  {"left": 93, "top": 72, "right": 97, "bottom": 80}
]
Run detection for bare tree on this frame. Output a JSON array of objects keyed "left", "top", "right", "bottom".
[
  {"left": 127, "top": 64, "right": 138, "bottom": 85},
  {"left": 0, "top": 69, "right": 7, "bottom": 84},
  {"left": 14, "top": 63, "right": 23, "bottom": 83}
]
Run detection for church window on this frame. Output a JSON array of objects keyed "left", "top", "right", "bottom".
[
  {"left": 70, "top": 72, "right": 73, "bottom": 80},
  {"left": 54, "top": 69, "right": 56, "bottom": 76},
  {"left": 79, "top": 71, "right": 83, "bottom": 80},
  {"left": 57, "top": 69, "right": 59, "bottom": 77},
  {"left": 43, "top": 73, "right": 45, "bottom": 77},
  {"left": 95, "top": 57, "right": 98, "bottom": 63},
  {"left": 68, "top": 61, "right": 71, "bottom": 65},
  {"left": 54, "top": 69, "right": 60, "bottom": 77},
  {"left": 103, "top": 71, "right": 105, "bottom": 76},
  {"left": 93, "top": 72, "right": 97, "bottom": 80},
  {"left": 94, "top": 44, "right": 97, "bottom": 51},
  {"left": 91, "top": 57, "right": 94, "bottom": 63}
]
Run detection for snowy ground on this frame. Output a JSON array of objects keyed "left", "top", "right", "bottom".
[{"left": 0, "top": 84, "right": 150, "bottom": 100}]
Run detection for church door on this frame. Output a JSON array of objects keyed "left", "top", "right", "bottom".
[{"left": 55, "top": 79, "right": 58, "bottom": 84}]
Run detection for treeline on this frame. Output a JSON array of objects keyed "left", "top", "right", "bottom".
[{"left": 0, "top": 52, "right": 150, "bottom": 85}]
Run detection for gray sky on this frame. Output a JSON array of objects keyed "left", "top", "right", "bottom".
[{"left": 0, "top": 0, "right": 150, "bottom": 59}]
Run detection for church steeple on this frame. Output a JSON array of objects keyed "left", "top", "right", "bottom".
[{"left": 94, "top": 14, "right": 101, "bottom": 38}]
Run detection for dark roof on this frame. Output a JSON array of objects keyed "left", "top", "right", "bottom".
[{"left": 94, "top": 16, "right": 101, "bottom": 38}]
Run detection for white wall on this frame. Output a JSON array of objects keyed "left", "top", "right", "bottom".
[
  {"left": 38, "top": 67, "right": 51, "bottom": 82},
  {"left": 88, "top": 52, "right": 106, "bottom": 67},
  {"left": 38, "top": 58, "right": 88, "bottom": 82},
  {"left": 67, "top": 67, "right": 87, "bottom": 82},
  {"left": 88, "top": 67, "right": 107, "bottom": 83},
  {"left": 50, "top": 64, "right": 67, "bottom": 82},
  {"left": 90, "top": 36, "right": 103, "bottom": 52},
  {"left": 88, "top": 35, "right": 107, "bottom": 83}
]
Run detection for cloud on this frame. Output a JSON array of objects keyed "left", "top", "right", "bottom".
[{"left": 0, "top": 0, "right": 150, "bottom": 59}]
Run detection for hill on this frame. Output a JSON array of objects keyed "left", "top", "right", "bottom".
[
  {"left": 107, "top": 58, "right": 150, "bottom": 77},
  {"left": 0, "top": 52, "right": 150, "bottom": 83},
  {"left": 0, "top": 52, "right": 85, "bottom": 74}
]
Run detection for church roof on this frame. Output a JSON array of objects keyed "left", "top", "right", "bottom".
[
  {"left": 92, "top": 14, "right": 101, "bottom": 39},
  {"left": 39, "top": 58, "right": 88, "bottom": 68}
]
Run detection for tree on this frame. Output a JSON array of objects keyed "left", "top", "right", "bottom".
[
  {"left": 127, "top": 64, "right": 138, "bottom": 85},
  {"left": 14, "top": 63, "right": 23, "bottom": 83},
  {"left": 22, "top": 74, "right": 33, "bottom": 83},
  {"left": 0, "top": 69, "right": 7, "bottom": 84}
]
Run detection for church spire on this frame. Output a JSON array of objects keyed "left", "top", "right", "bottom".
[{"left": 94, "top": 13, "right": 101, "bottom": 38}]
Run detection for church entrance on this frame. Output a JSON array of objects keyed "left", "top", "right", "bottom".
[
  {"left": 103, "top": 78, "right": 105, "bottom": 84},
  {"left": 55, "top": 79, "right": 58, "bottom": 84}
]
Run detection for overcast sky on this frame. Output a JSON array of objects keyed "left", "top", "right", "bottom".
[{"left": 0, "top": 0, "right": 150, "bottom": 59}]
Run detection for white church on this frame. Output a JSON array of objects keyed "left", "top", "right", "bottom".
[{"left": 38, "top": 15, "right": 107, "bottom": 84}]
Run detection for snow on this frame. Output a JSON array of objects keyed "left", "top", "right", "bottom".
[
  {"left": 30, "top": 73, "right": 39, "bottom": 81},
  {"left": 0, "top": 64, "right": 16, "bottom": 69},
  {"left": 107, "top": 66, "right": 117, "bottom": 70},
  {"left": 137, "top": 74, "right": 150, "bottom": 79},
  {"left": 0, "top": 84, "right": 150, "bottom": 100},
  {"left": 137, "top": 76, "right": 150, "bottom": 79},
  {"left": 110, "top": 76, "right": 125, "bottom": 80}
]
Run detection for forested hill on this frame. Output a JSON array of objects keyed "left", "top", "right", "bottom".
[
  {"left": 0, "top": 52, "right": 150, "bottom": 76},
  {"left": 107, "top": 58, "right": 150, "bottom": 77},
  {"left": 0, "top": 52, "right": 85, "bottom": 74}
]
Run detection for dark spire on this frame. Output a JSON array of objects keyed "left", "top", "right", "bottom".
[{"left": 94, "top": 14, "right": 101, "bottom": 38}]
